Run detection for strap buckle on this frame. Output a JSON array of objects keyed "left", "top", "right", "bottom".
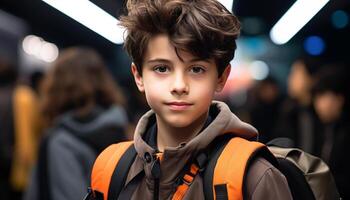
[
  {"left": 182, "top": 176, "right": 193, "bottom": 186},
  {"left": 181, "top": 164, "right": 199, "bottom": 186}
]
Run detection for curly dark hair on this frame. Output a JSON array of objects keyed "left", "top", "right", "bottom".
[
  {"left": 41, "top": 47, "right": 126, "bottom": 124},
  {"left": 119, "top": 0, "right": 240, "bottom": 76}
]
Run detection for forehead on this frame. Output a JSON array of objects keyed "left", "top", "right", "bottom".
[{"left": 143, "top": 34, "right": 213, "bottom": 64}]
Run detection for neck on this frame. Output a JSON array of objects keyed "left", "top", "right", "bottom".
[{"left": 156, "top": 111, "right": 208, "bottom": 152}]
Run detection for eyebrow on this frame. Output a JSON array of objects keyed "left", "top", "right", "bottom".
[
  {"left": 189, "top": 58, "right": 211, "bottom": 63},
  {"left": 146, "top": 58, "right": 211, "bottom": 64},
  {"left": 146, "top": 58, "right": 172, "bottom": 64}
]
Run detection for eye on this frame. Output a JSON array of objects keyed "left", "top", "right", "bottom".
[
  {"left": 153, "top": 65, "right": 169, "bottom": 73},
  {"left": 190, "top": 66, "right": 206, "bottom": 74}
]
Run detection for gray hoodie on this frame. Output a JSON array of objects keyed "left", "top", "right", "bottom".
[{"left": 24, "top": 106, "right": 128, "bottom": 200}]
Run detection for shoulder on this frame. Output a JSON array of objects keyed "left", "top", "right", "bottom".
[{"left": 244, "top": 157, "right": 292, "bottom": 200}]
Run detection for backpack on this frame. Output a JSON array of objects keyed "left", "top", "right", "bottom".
[
  {"left": 266, "top": 138, "right": 340, "bottom": 200},
  {"left": 84, "top": 136, "right": 340, "bottom": 200}
]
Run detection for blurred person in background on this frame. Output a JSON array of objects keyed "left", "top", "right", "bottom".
[
  {"left": 312, "top": 66, "right": 350, "bottom": 199},
  {"left": 274, "top": 57, "right": 321, "bottom": 153},
  {"left": 24, "top": 47, "right": 129, "bottom": 200},
  {"left": 0, "top": 56, "right": 42, "bottom": 200},
  {"left": 248, "top": 76, "right": 283, "bottom": 143}
]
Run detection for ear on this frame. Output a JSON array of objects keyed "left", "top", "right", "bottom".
[
  {"left": 131, "top": 63, "right": 145, "bottom": 92},
  {"left": 216, "top": 64, "right": 231, "bottom": 92}
]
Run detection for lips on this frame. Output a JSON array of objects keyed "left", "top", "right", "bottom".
[{"left": 165, "top": 101, "right": 193, "bottom": 111}]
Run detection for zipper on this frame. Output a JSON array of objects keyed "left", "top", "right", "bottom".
[{"left": 151, "top": 156, "right": 161, "bottom": 200}]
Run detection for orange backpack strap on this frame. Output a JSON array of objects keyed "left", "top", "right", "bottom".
[
  {"left": 203, "top": 136, "right": 267, "bottom": 200},
  {"left": 172, "top": 163, "right": 200, "bottom": 200},
  {"left": 90, "top": 141, "right": 135, "bottom": 200}
]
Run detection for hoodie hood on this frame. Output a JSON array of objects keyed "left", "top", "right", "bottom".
[
  {"left": 131, "top": 101, "right": 258, "bottom": 187},
  {"left": 56, "top": 106, "right": 128, "bottom": 152},
  {"left": 58, "top": 106, "right": 127, "bottom": 135}
]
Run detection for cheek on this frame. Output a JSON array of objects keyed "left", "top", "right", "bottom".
[
  {"left": 143, "top": 80, "right": 166, "bottom": 105},
  {"left": 191, "top": 80, "right": 217, "bottom": 101}
]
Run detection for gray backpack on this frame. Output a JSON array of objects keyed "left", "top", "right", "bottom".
[{"left": 267, "top": 138, "right": 340, "bottom": 200}]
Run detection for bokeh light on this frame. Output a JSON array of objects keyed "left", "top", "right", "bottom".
[
  {"left": 304, "top": 36, "right": 325, "bottom": 56},
  {"left": 331, "top": 10, "right": 348, "bottom": 29}
]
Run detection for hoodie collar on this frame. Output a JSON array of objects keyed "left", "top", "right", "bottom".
[
  {"left": 134, "top": 101, "right": 258, "bottom": 154},
  {"left": 132, "top": 101, "right": 258, "bottom": 184},
  {"left": 143, "top": 115, "right": 213, "bottom": 152}
]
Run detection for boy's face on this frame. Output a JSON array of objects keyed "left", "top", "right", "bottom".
[{"left": 132, "top": 35, "right": 230, "bottom": 128}]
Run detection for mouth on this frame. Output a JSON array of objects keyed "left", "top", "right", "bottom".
[{"left": 165, "top": 101, "right": 193, "bottom": 111}]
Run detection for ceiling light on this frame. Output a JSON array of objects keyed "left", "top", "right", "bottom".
[
  {"left": 22, "top": 35, "right": 59, "bottom": 63},
  {"left": 42, "top": 0, "right": 125, "bottom": 44},
  {"left": 270, "top": 0, "right": 330, "bottom": 45},
  {"left": 217, "top": 0, "right": 234, "bottom": 12}
]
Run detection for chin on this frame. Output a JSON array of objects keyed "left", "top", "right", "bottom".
[
  {"left": 169, "top": 120, "right": 193, "bottom": 128},
  {"left": 165, "top": 116, "right": 194, "bottom": 128}
]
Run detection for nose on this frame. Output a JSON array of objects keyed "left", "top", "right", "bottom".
[{"left": 171, "top": 71, "right": 189, "bottom": 95}]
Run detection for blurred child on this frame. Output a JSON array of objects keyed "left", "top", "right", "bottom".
[{"left": 24, "top": 47, "right": 129, "bottom": 200}]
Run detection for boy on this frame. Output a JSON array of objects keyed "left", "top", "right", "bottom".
[{"left": 88, "top": 0, "right": 292, "bottom": 199}]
